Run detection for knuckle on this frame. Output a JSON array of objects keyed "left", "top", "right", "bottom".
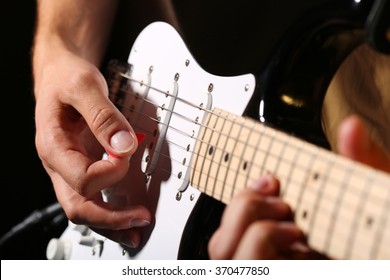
[
  {"left": 65, "top": 66, "right": 108, "bottom": 106},
  {"left": 208, "top": 238, "right": 226, "bottom": 260},
  {"left": 233, "top": 191, "right": 264, "bottom": 211},
  {"left": 64, "top": 204, "right": 84, "bottom": 225},
  {"left": 248, "top": 220, "right": 277, "bottom": 239},
  {"left": 69, "top": 66, "right": 105, "bottom": 95},
  {"left": 72, "top": 176, "right": 92, "bottom": 197},
  {"left": 90, "top": 105, "right": 119, "bottom": 135}
]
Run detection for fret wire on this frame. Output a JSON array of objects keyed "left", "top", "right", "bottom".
[
  {"left": 191, "top": 108, "right": 214, "bottom": 192},
  {"left": 289, "top": 144, "right": 320, "bottom": 223},
  {"left": 241, "top": 118, "right": 260, "bottom": 190},
  {"left": 321, "top": 164, "right": 353, "bottom": 256},
  {"left": 305, "top": 154, "right": 335, "bottom": 250},
  {"left": 219, "top": 113, "right": 240, "bottom": 202},
  {"left": 111, "top": 82, "right": 334, "bottom": 188},
  {"left": 111, "top": 73, "right": 389, "bottom": 209},
  {"left": 280, "top": 140, "right": 304, "bottom": 198},
  {"left": 112, "top": 89, "right": 285, "bottom": 164},
  {"left": 259, "top": 127, "right": 276, "bottom": 174},
  {"left": 344, "top": 167, "right": 373, "bottom": 259},
  {"left": 133, "top": 119, "right": 390, "bottom": 258},
  {"left": 126, "top": 96, "right": 382, "bottom": 210},
  {"left": 107, "top": 70, "right": 390, "bottom": 259},
  {"left": 208, "top": 110, "right": 231, "bottom": 201},
  {"left": 116, "top": 83, "right": 304, "bottom": 197},
  {"left": 127, "top": 106, "right": 297, "bottom": 192},
  {"left": 145, "top": 145, "right": 390, "bottom": 259},
  {"left": 369, "top": 174, "right": 390, "bottom": 259},
  {"left": 226, "top": 116, "right": 247, "bottom": 201},
  {"left": 129, "top": 106, "right": 380, "bottom": 214},
  {"left": 270, "top": 129, "right": 290, "bottom": 184},
  {"left": 111, "top": 72, "right": 390, "bottom": 205},
  {"left": 201, "top": 109, "right": 221, "bottom": 198},
  {"left": 228, "top": 115, "right": 253, "bottom": 197}
]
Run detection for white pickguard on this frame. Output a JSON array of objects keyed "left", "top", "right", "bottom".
[{"left": 48, "top": 21, "right": 256, "bottom": 260}]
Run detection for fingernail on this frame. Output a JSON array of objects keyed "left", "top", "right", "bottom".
[
  {"left": 110, "top": 130, "right": 136, "bottom": 153},
  {"left": 250, "top": 175, "right": 272, "bottom": 194},
  {"left": 129, "top": 219, "right": 150, "bottom": 228}
]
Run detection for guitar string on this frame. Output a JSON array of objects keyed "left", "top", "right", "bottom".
[
  {"left": 107, "top": 70, "right": 390, "bottom": 258},
  {"left": 126, "top": 109, "right": 383, "bottom": 258},
  {"left": 111, "top": 84, "right": 330, "bottom": 193},
  {"left": 111, "top": 76, "right": 330, "bottom": 177},
  {"left": 109, "top": 76, "right": 387, "bottom": 204},
  {"left": 108, "top": 75, "right": 390, "bottom": 257},
  {"left": 109, "top": 80, "right": 386, "bottom": 214}
]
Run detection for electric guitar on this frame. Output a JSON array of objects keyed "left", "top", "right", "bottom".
[{"left": 46, "top": 0, "right": 390, "bottom": 260}]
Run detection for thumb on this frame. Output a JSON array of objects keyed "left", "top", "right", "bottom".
[
  {"left": 337, "top": 115, "right": 390, "bottom": 173},
  {"left": 71, "top": 70, "right": 138, "bottom": 158}
]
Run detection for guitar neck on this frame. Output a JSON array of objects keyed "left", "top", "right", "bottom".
[{"left": 190, "top": 108, "right": 390, "bottom": 260}]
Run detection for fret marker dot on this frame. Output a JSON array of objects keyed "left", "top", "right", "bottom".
[
  {"left": 243, "top": 162, "right": 248, "bottom": 171},
  {"left": 366, "top": 217, "right": 374, "bottom": 228},
  {"left": 224, "top": 153, "right": 229, "bottom": 162},
  {"left": 313, "top": 172, "right": 320, "bottom": 181},
  {"left": 302, "top": 210, "right": 308, "bottom": 219},
  {"left": 208, "top": 146, "right": 214, "bottom": 155}
]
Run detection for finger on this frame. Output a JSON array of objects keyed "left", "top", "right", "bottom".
[
  {"left": 208, "top": 184, "right": 291, "bottom": 259},
  {"left": 91, "top": 227, "right": 143, "bottom": 249},
  {"left": 45, "top": 144, "right": 132, "bottom": 197},
  {"left": 337, "top": 115, "right": 390, "bottom": 173},
  {"left": 233, "top": 221, "right": 303, "bottom": 259},
  {"left": 53, "top": 176, "right": 152, "bottom": 231},
  {"left": 249, "top": 174, "right": 280, "bottom": 196},
  {"left": 64, "top": 66, "right": 138, "bottom": 158}
]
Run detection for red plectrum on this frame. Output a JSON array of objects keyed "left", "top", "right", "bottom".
[{"left": 135, "top": 132, "right": 146, "bottom": 144}]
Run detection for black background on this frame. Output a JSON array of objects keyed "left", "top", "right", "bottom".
[{"left": 1, "top": 2, "right": 60, "bottom": 259}]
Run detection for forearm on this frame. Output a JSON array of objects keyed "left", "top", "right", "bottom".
[{"left": 33, "top": 0, "right": 118, "bottom": 88}]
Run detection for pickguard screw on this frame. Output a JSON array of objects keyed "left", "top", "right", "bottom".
[
  {"left": 190, "top": 194, "right": 195, "bottom": 201},
  {"left": 176, "top": 191, "right": 182, "bottom": 201},
  {"left": 208, "top": 83, "right": 214, "bottom": 93},
  {"left": 245, "top": 84, "right": 250, "bottom": 92},
  {"left": 185, "top": 59, "right": 190, "bottom": 67},
  {"left": 174, "top": 73, "right": 180, "bottom": 81}
]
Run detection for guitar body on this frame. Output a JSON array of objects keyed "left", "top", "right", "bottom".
[{"left": 48, "top": 0, "right": 389, "bottom": 260}]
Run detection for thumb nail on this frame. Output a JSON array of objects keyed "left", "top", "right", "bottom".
[{"left": 110, "top": 130, "right": 136, "bottom": 153}]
